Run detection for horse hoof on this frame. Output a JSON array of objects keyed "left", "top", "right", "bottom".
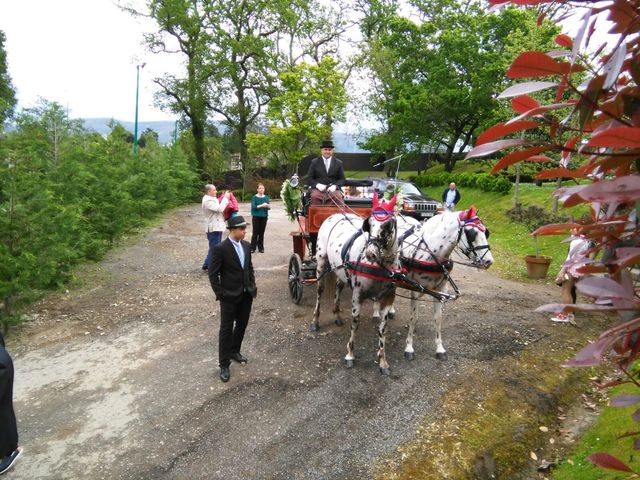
[
  {"left": 379, "top": 367, "right": 391, "bottom": 376},
  {"left": 404, "top": 351, "right": 415, "bottom": 361},
  {"left": 344, "top": 359, "right": 354, "bottom": 369},
  {"left": 387, "top": 312, "right": 395, "bottom": 320},
  {"left": 335, "top": 318, "right": 344, "bottom": 326},
  {"left": 309, "top": 323, "right": 320, "bottom": 332},
  {"left": 435, "top": 352, "right": 448, "bottom": 361},
  {"left": 372, "top": 316, "right": 380, "bottom": 323}
]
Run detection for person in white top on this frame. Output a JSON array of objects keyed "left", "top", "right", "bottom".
[
  {"left": 202, "top": 184, "right": 230, "bottom": 270},
  {"left": 551, "top": 232, "right": 591, "bottom": 323},
  {"left": 442, "top": 182, "right": 461, "bottom": 210}
]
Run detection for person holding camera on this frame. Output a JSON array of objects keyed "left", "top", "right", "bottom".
[{"left": 202, "top": 184, "right": 230, "bottom": 271}]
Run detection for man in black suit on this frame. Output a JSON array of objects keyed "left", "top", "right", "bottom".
[
  {"left": 306, "top": 139, "right": 346, "bottom": 255},
  {"left": 208, "top": 216, "right": 257, "bottom": 383},
  {"left": 306, "top": 139, "right": 346, "bottom": 206}
]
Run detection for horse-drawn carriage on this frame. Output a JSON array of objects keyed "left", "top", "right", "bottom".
[
  {"left": 287, "top": 179, "right": 375, "bottom": 304},
  {"left": 282, "top": 175, "right": 494, "bottom": 373}
]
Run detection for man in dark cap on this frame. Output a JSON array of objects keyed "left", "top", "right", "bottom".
[
  {"left": 306, "top": 139, "right": 346, "bottom": 207},
  {"left": 306, "top": 140, "right": 346, "bottom": 255},
  {"left": 208, "top": 215, "right": 257, "bottom": 383}
]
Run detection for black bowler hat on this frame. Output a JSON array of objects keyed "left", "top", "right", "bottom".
[
  {"left": 227, "top": 215, "right": 248, "bottom": 229},
  {"left": 320, "top": 140, "right": 335, "bottom": 149}
]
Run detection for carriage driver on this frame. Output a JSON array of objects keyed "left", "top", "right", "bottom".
[
  {"left": 306, "top": 139, "right": 346, "bottom": 207},
  {"left": 306, "top": 139, "right": 346, "bottom": 256}
]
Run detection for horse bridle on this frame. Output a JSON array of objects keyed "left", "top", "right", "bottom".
[
  {"left": 455, "top": 218, "right": 491, "bottom": 268},
  {"left": 365, "top": 217, "right": 398, "bottom": 262}
]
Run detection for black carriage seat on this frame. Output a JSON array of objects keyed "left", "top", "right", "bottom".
[
  {"left": 344, "top": 197, "right": 373, "bottom": 208},
  {"left": 343, "top": 179, "right": 373, "bottom": 208},
  {"left": 301, "top": 179, "right": 374, "bottom": 214}
]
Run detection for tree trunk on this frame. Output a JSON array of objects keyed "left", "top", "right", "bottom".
[
  {"left": 191, "top": 117, "right": 206, "bottom": 178},
  {"left": 513, "top": 163, "right": 521, "bottom": 208},
  {"left": 443, "top": 143, "right": 456, "bottom": 172},
  {"left": 552, "top": 177, "right": 561, "bottom": 214}
]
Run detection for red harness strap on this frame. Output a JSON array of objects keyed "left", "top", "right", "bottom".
[
  {"left": 346, "top": 261, "right": 404, "bottom": 281},
  {"left": 401, "top": 256, "right": 454, "bottom": 275}
]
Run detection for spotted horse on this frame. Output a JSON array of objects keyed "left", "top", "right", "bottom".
[
  {"left": 312, "top": 192, "right": 402, "bottom": 375},
  {"left": 375, "top": 206, "right": 493, "bottom": 360}
]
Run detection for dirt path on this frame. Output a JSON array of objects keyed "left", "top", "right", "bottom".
[{"left": 6, "top": 203, "right": 610, "bottom": 479}]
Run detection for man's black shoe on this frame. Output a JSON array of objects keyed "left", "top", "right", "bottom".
[
  {"left": 0, "top": 447, "right": 22, "bottom": 474},
  {"left": 251, "top": 249, "right": 256, "bottom": 253},
  {"left": 259, "top": 249, "right": 264, "bottom": 253},
  {"left": 230, "top": 353, "right": 248, "bottom": 364},
  {"left": 201, "top": 265, "right": 208, "bottom": 271},
  {"left": 219, "top": 366, "right": 230, "bottom": 382}
]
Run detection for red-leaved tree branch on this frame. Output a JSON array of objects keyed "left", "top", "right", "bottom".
[{"left": 466, "top": 0, "right": 639, "bottom": 473}]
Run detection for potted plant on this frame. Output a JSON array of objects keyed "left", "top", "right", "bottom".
[
  {"left": 508, "top": 205, "right": 556, "bottom": 279},
  {"left": 524, "top": 234, "right": 552, "bottom": 279}
]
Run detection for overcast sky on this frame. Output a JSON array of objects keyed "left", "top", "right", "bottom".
[{"left": 0, "top": 0, "right": 178, "bottom": 122}]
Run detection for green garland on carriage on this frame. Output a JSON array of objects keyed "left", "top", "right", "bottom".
[{"left": 281, "top": 178, "right": 303, "bottom": 221}]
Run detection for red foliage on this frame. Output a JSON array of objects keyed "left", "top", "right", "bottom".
[{"left": 471, "top": 0, "right": 640, "bottom": 472}]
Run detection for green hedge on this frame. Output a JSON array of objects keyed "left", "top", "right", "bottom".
[
  {"left": 0, "top": 102, "right": 199, "bottom": 332},
  {"left": 411, "top": 172, "right": 512, "bottom": 194}
]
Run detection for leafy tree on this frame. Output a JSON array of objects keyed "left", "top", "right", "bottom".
[
  {"left": 137, "top": 0, "right": 213, "bottom": 175},
  {"left": 177, "top": 124, "right": 226, "bottom": 179},
  {"left": 246, "top": 57, "right": 348, "bottom": 168},
  {"left": 360, "top": 0, "right": 557, "bottom": 172},
  {"left": 128, "top": 0, "right": 351, "bottom": 177},
  {"left": 106, "top": 119, "right": 135, "bottom": 145},
  {"left": 0, "top": 30, "right": 16, "bottom": 129},
  {"left": 355, "top": 0, "right": 405, "bottom": 160},
  {"left": 201, "top": 0, "right": 309, "bottom": 172},
  {"left": 138, "top": 127, "right": 160, "bottom": 148},
  {"left": 466, "top": 0, "right": 640, "bottom": 474}
]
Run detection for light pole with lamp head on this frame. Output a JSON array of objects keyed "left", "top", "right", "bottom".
[{"left": 133, "top": 62, "right": 146, "bottom": 155}]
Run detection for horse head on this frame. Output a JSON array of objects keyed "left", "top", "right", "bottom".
[
  {"left": 362, "top": 192, "right": 398, "bottom": 263},
  {"left": 458, "top": 206, "right": 493, "bottom": 268}
]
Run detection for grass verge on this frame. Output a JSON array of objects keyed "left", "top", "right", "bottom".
[
  {"left": 373, "top": 331, "right": 606, "bottom": 479},
  {"left": 552, "top": 380, "right": 640, "bottom": 480}
]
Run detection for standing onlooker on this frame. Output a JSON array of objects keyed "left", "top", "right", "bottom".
[
  {"left": 250, "top": 183, "right": 270, "bottom": 254},
  {"left": 202, "top": 184, "right": 230, "bottom": 271},
  {"left": 442, "top": 182, "right": 461, "bottom": 211},
  {"left": 0, "top": 332, "right": 22, "bottom": 475},
  {"left": 551, "top": 233, "right": 591, "bottom": 324},
  {"left": 208, "top": 216, "right": 257, "bottom": 383}
]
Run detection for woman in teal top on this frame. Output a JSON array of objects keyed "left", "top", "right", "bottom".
[{"left": 250, "top": 183, "right": 270, "bottom": 253}]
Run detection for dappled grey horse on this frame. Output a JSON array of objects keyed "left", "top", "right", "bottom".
[
  {"left": 312, "top": 193, "right": 402, "bottom": 374},
  {"left": 375, "top": 206, "right": 493, "bottom": 360}
]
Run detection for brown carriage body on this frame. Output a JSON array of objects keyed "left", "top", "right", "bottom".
[{"left": 288, "top": 200, "right": 373, "bottom": 304}]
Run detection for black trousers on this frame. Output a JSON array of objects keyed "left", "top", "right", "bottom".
[
  {"left": 218, "top": 293, "right": 253, "bottom": 367},
  {"left": 0, "top": 344, "right": 18, "bottom": 458},
  {"left": 250, "top": 216, "right": 268, "bottom": 251}
]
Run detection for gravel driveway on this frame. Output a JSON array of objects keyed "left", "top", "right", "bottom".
[{"left": 5, "top": 202, "right": 609, "bottom": 479}]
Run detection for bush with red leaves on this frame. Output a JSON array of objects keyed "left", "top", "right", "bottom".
[{"left": 466, "top": 0, "right": 640, "bottom": 473}]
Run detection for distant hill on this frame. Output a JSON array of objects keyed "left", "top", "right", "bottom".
[
  {"left": 80, "top": 118, "right": 369, "bottom": 153},
  {"left": 81, "top": 118, "right": 179, "bottom": 144}
]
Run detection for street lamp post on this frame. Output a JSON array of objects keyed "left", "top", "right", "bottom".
[{"left": 133, "top": 63, "right": 146, "bottom": 155}]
